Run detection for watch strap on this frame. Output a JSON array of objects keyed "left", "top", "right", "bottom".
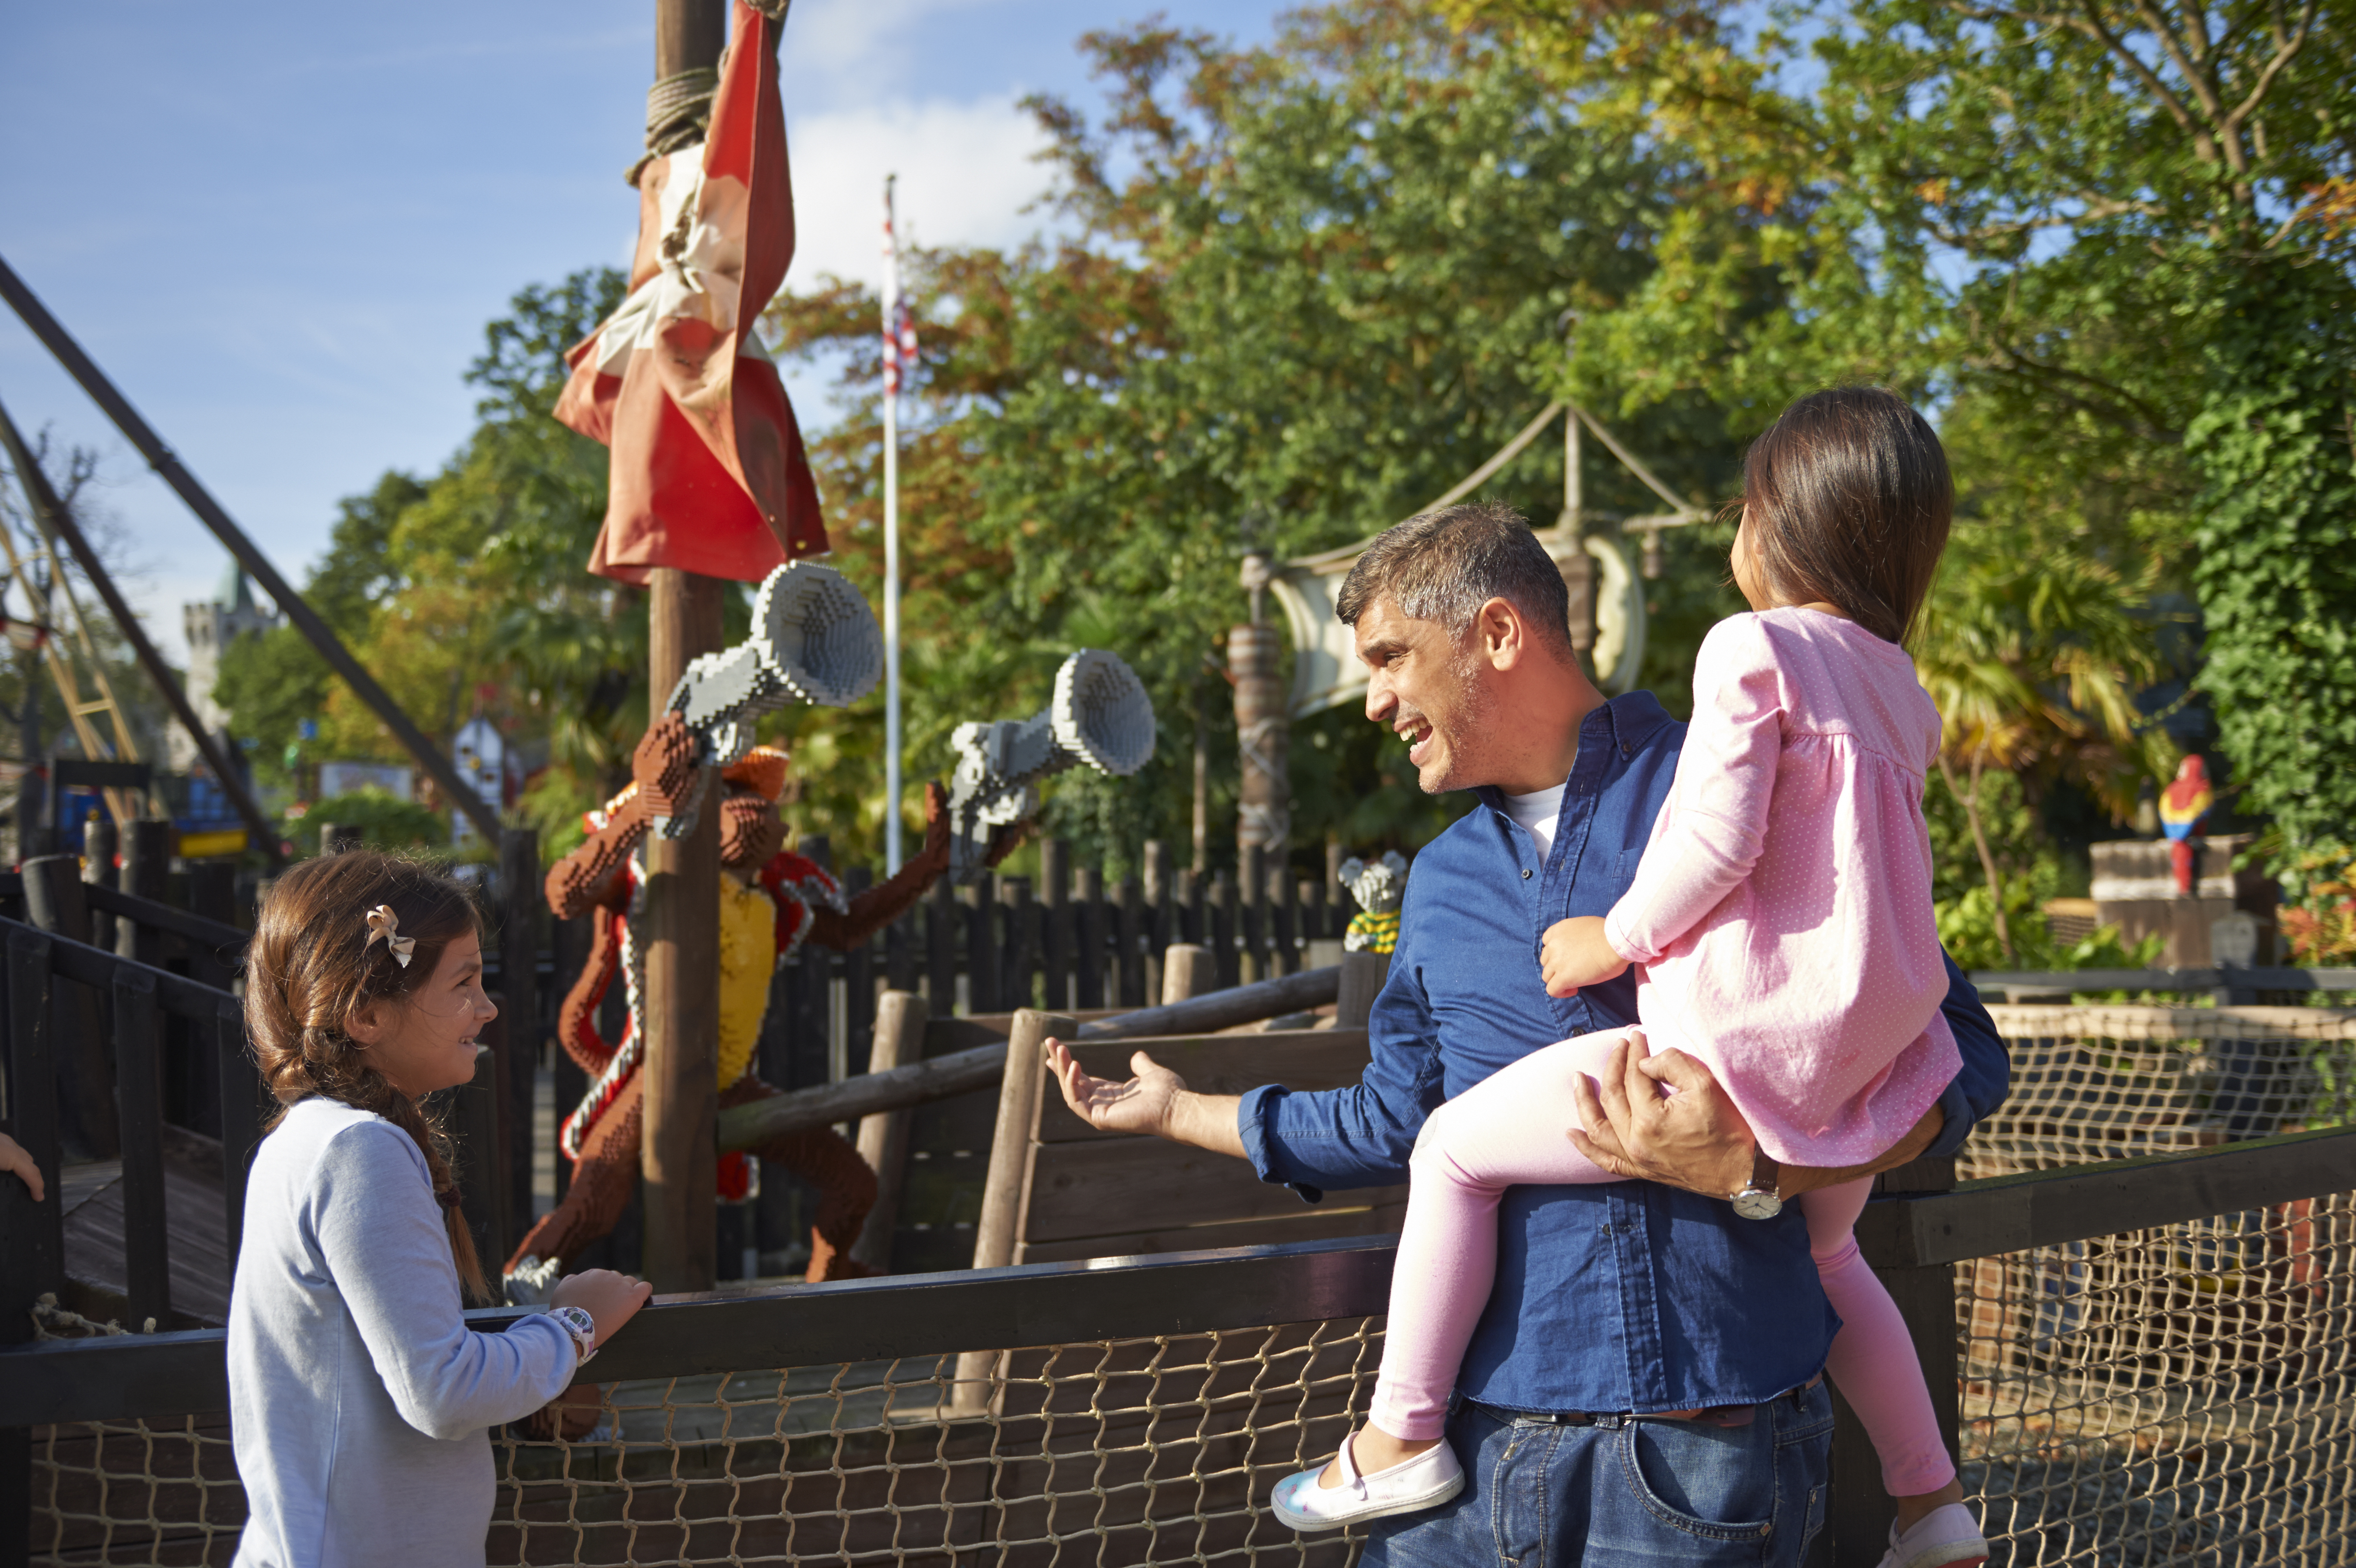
[{"left": 548, "top": 1304, "right": 598, "bottom": 1365}]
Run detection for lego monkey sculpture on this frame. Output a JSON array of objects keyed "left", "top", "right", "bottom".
[{"left": 504, "top": 714, "right": 1019, "bottom": 1298}]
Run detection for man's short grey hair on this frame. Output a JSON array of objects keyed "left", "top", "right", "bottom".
[{"left": 1334, "top": 501, "right": 1573, "bottom": 655}]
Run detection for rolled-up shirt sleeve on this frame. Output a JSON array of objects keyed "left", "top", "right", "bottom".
[
  {"left": 1238, "top": 916, "right": 1448, "bottom": 1202},
  {"left": 1925, "top": 949, "right": 2010, "bottom": 1159}
]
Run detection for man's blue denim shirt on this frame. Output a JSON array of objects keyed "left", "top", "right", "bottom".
[{"left": 1238, "top": 691, "right": 2010, "bottom": 1416}]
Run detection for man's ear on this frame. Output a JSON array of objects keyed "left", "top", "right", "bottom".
[{"left": 1477, "top": 596, "right": 1527, "bottom": 670}]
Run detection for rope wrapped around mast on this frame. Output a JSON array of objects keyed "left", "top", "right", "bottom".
[{"left": 625, "top": 0, "right": 791, "bottom": 185}]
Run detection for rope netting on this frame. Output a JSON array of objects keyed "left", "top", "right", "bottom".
[
  {"left": 1961, "top": 1005, "right": 2356, "bottom": 1566},
  {"left": 28, "top": 1005, "right": 2356, "bottom": 1565},
  {"left": 1972, "top": 1006, "right": 2356, "bottom": 1178},
  {"left": 29, "top": 1320, "right": 1385, "bottom": 1566},
  {"left": 1958, "top": 1198, "right": 2356, "bottom": 1566}
]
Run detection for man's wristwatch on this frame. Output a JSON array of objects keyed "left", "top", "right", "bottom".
[
  {"left": 1729, "top": 1149, "right": 1783, "bottom": 1220},
  {"left": 548, "top": 1304, "right": 598, "bottom": 1365}
]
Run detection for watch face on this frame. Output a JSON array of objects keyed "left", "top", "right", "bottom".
[{"left": 1732, "top": 1188, "right": 1783, "bottom": 1221}]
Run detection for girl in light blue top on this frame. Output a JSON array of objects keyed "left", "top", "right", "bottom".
[{"left": 228, "top": 852, "right": 650, "bottom": 1568}]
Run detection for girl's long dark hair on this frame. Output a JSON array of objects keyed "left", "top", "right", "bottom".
[
  {"left": 245, "top": 851, "right": 490, "bottom": 1302},
  {"left": 1741, "top": 387, "right": 1954, "bottom": 645}
]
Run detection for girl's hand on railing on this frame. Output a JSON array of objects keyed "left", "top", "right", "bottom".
[
  {"left": 0, "top": 1131, "right": 42, "bottom": 1202},
  {"left": 550, "top": 1268, "right": 653, "bottom": 1348}
]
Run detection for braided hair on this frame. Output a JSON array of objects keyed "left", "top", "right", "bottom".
[{"left": 245, "top": 851, "right": 490, "bottom": 1302}]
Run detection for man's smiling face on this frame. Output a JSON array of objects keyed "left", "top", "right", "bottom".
[{"left": 1354, "top": 594, "right": 1494, "bottom": 795}]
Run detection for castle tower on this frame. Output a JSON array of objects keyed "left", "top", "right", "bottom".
[{"left": 172, "top": 565, "right": 279, "bottom": 772}]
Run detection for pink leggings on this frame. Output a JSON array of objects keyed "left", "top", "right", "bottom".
[{"left": 1368, "top": 1027, "right": 1955, "bottom": 1497}]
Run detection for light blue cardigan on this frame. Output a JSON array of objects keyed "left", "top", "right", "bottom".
[{"left": 228, "top": 1098, "right": 576, "bottom": 1568}]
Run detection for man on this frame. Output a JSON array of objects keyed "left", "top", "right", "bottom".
[{"left": 1050, "top": 503, "right": 2008, "bottom": 1567}]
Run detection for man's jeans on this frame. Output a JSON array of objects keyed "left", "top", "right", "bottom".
[{"left": 1361, "top": 1382, "right": 1835, "bottom": 1567}]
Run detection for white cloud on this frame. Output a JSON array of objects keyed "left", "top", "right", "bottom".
[
  {"left": 784, "top": 0, "right": 1004, "bottom": 79},
  {"left": 783, "top": 94, "right": 1057, "bottom": 292}
]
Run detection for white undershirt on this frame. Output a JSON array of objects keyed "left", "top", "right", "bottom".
[{"left": 1502, "top": 782, "right": 1567, "bottom": 861}]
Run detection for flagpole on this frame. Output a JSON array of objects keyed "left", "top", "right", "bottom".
[{"left": 881, "top": 174, "right": 904, "bottom": 875}]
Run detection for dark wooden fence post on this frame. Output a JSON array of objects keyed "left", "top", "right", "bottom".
[
  {"left": 1240, "top": 844, "right": 1267, "bottom": 984},
  {"left": 182, "top": 861, "right": 239, "bottom": 1144},
  {"left": 925, "top": 877, "right": 956, "bottom": 1017},
  {"left": 843, "top": 866, "right": 875, "bottom": 1076},
  {"left": 447, "top": 1043, "right": 509, "bottom": 1282},
  {"left": 962, "top": 883, "right": 996, "bottom": 1015},
  {"left": 23, "top": 855, "right": 114, "bottom": 1159},
  {"left": 4, "top": 929, "right": 63, "bottom": 1314},
  {"left": 1001, "top": 877, "right": 1037, "bottom": 1014},
  {"left": 1820, "top": 1156, "right": 1963, "bottom": 1566},
  {"left": 1074, "top": 863, "right": 1106, "bottom": 1010},
  {"left": 1039, "top": 841, "right": 1070, "bottom": 1012},
  {"left": 1141, "top": 840, "right": 1171, "bottom": 1005},
  {"left": 112, "top": 965, "right": 168, "bottom": 1329},
  {"left": 885, "top": 903, "right": 917, "bottom": 995},
  {"left": 1, "top": 928, "right": 59, "bottom": 1567},
  {"left": 793, "top": 836, "right": 833, "bottom": 1091},
  {"left": 214, "top": 1001, "right": 261, "bottom": 1262},
  {"left": 116, "top": 819, "right": 169, "bottom": 969},
  {"left": 1116, "top": 873, "right": 1146, "bottom": 1009},
  {"left": 498, "top": 828, "right": 541, "bottom": 1242},
  {"left": 1210, "top": 871, "right": 1239, "bottom": 991},
  {"left": 1272, "top": 862, "right": 1299, "bottom": 976}
]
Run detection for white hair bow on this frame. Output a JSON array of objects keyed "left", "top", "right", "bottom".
[{"left": 364, "top": 905, "right": 416, "bottom": 968}]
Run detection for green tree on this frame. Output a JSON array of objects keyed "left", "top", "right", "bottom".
[
  {"left": 1915, "top": 520, "right": 2177, "bottom": 959},
  {"left": 767, "top": 2, "right": 1758, "bottom": 870},
  {"left": 2185, "top": 265, "right": 2356, "bottom": 854},
  {"left": 1459, "top": 0, "right": 2351, "bottom": 871},
  {"left": 216, "top": 470, "right": 428, "bottom": 790}
]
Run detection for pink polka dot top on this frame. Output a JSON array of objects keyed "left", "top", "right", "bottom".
[{"left": 1603, "top": 607, "right": 1961, "bottom": 1168}]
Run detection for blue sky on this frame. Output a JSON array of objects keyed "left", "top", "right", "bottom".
[{"left": 0, "top": 0, "right": 1281, "bottom": 662}]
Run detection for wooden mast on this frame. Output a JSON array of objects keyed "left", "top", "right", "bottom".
[{"left": 638, "top": 0, "right": 727, "bottom": 1294}]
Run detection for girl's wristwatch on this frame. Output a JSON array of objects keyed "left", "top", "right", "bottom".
[
  {"left": 1729, "top": 1150, "right": 1783, "bottom": 1220},
  {"left": 548, "top": 1305, "right": 598, "bottom": 1364}
]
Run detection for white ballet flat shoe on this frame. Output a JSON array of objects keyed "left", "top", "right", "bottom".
[
  {"left": 1269, "top": 1434, "right": 1465, "bottom": 1532},
  {"left": 1876, "top": 1502, "right": 1988, "bottom": 1568}
]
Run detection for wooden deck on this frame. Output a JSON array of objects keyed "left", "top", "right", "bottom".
[{"left": 59, "top": 1138, "right": 234, "bottom": 1330}]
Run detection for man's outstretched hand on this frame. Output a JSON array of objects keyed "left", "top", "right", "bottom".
[
  {"left": 1566, "top": 1030, "right": 1757, "bottom": 1198},
  {"left": 1047, "top": 1039, "right": 1188, "bottom": 1138},
  {"left": 1045, "top": 1038, "right": 1249, "bottom": 1157}
]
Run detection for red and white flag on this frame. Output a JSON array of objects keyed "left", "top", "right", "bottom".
[
  {"left": 882, "top": 180, "right": 917, "bottom": 398},
  {"left": 555, "top": 0, "right": 827, "bottom": 584}
]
